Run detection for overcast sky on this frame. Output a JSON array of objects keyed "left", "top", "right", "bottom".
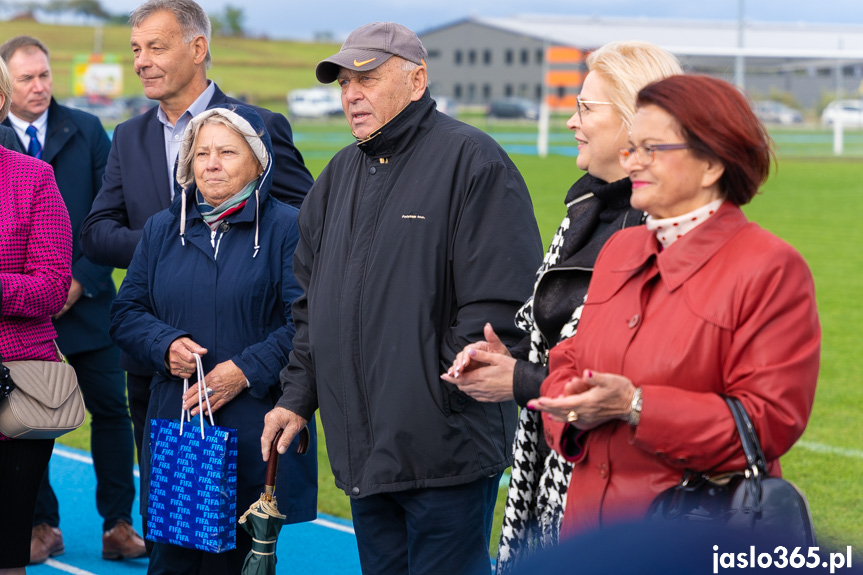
[{"left": 98, "top": 0, "right": 863, "bottom": 42}]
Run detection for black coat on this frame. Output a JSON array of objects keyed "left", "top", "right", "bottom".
[{"left": 277, "top": 90, "right": 543, "bottom": 497}]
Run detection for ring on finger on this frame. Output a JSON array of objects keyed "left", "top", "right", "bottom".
[
  {"left": 566, "top": 410, "right": 579, "bottom": 423},
  {"left": 205, "top": 387, "right": 214, "bottom": 396}
]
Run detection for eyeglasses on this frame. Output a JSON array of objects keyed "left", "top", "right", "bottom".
[
  {"left": 576, "top": 97, "right": 613, "bottom": 122},
  {"left": 618, "top": 143, "right": 690, "bottom": 167}
]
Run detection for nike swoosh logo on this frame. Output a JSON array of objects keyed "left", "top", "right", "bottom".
[{"left": 354, "top": 57, "right": 377, "bottom": 67}]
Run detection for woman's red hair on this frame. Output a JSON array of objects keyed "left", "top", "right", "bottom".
[{"left": 636, "top": 75, "right": 774, "bottom": 205}]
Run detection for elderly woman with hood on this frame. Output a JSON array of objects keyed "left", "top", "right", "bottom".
[{"left": 110, "top": 104, "right": 317, "bottom": 574}]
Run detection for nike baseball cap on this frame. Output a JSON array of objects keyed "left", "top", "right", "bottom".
[{"left": 315, "top": 22, "right": 428, "bottom": 84}]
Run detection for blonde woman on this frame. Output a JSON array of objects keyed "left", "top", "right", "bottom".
[{"left": 442, "top": 41, "right": 682, "bottom": 572}]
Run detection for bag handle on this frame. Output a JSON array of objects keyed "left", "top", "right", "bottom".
[
  {"left": 724, "top": 397, "right": 768, "bottom": 474},
  {"left": 724, "top": 396, "right": 766, "bottom": 512},
  {"left": 0, "top": 342, "right": 66, "bottom": 399},
  {"left": 179, "top": 353, "right": 215, "bottom": 438}
]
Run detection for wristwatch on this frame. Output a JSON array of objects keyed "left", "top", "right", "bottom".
[{"left": 628, "top": 386, "right": 643, "bottom": 426}]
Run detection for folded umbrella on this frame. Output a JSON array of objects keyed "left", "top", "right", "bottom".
[{"left": 239, "top": 426, "right": 310, "bottom": 575}]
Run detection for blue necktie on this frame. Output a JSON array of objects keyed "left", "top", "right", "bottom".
[{"left": 26, "top": 124, "right": 42, "bottom": 159}]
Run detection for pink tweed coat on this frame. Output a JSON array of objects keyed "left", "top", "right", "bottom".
[{"left": 0, "top": 146, "right": 72, "bottom": 363}]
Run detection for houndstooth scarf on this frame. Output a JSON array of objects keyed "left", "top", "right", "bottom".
[{"left": 496, "top": 175, "right": 640, "bottom": 573}]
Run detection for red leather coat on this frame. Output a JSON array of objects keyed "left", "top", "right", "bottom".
[{"left": 541, "top": 203, "right": 820, "bottom": 535}]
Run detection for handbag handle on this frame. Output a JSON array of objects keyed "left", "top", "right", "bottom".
[
  {"left": 725, "top": 397, "right": 768, "bottom": 474},
  {"left": 724, "top": 396, "right": 766, "bottom": 513},
  {"left": 0, "top": 342, "right": 65, "bottom": 399},
  {"left": 179, "top": 353, "right": 215, "bottom": 438}
]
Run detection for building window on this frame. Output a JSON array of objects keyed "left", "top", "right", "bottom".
[
  {"left": 454, "top": 84, "right": 463, "bottom": 99},
  {"left": 505, "top": 49, "right": 513, "bottom": 65},
  {"left": 521, "top": 49, "right": 529, "bottom": 65},
  {"left": 483, "top": 49, "right": 492, "bottom": 64},
  {"left": 483, "top": 84, "right": 491, "bottom": 99},
  {"left": 427, "top": 49, "right": 441, "bottom": 59},
  {"left": 467, "top": 84, "right": 476, "bottom": 101},
  {"left": 468, "top": 50, "right": 476, "bottom": 65},
  {"left": 536, "top": 85, "right": 542, "bottom": 100},
  {"left": 536, "top": 48, "right": 544, "bottom": 64},
  {"left": 455, "top": 50, "right": 462, "bottom": 65},
  {"left": 505, "top": 84, "right": 513, "bottom": 97}
]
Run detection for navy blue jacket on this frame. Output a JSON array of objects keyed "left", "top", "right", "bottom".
[
  {"left": 110, "top": 105, "right": 317, "bottom": 523},
  {"left": 81, "top": 83, "right": 313, "bottom": 374},
  {"left": 4, "top": 99, "right": 114, "bottom": 355},
  {"left": 80, "top": 83, "right": 313, "bottom": 270}
]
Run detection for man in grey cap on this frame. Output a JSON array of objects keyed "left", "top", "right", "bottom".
[{"left": 262, "top": 21, "right": 542, "bottom": 574}]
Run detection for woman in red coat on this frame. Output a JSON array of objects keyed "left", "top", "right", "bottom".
[{"left": 527, "top": 75, "right": 820, "bottom": 536}]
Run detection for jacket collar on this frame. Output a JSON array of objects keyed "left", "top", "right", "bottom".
[
  {"left": 1, "top": 99, "right": 78, "bottom": 164},
  {"left": 356, "top": 89, "right": 435, "bottom": 160},
  {"left": 41, "top": 99, "right": 78, "bottom": 164},
  {"left": 610, "top": 202, "right": 749, "bottom": 292}
]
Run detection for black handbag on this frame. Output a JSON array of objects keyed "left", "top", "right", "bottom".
[{"left": 646, "top": 397, "right": 816, "bottom": 547}]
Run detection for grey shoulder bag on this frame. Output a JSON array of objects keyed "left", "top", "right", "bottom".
[{"left": 0, "top": 347, "right": 85, "bottom": 439}]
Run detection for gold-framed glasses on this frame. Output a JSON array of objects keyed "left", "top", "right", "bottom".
[
  {"left": 576, "top": 97, "right": 613, "bottom": 121},
  {"left": 618, "top": 143, "right": 690, "bottom": 167}
]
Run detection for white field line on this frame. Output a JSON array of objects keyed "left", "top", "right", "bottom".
[
  {"left": 51, "top": 445, "right": 356, "bottom": 534},
  {"left": 44, "top": 559, "right": 99, "bottom": 575},
  {"left": 795, "top": 440, "right": 863, "bottom": 459}
]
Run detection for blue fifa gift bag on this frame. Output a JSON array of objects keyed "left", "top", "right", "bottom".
[{"left": 146, "top": 353, "right": 238, "bottom": 552}]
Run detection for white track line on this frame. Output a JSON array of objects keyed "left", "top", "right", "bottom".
[
  {"left": 312, "top": 517, "right": 355, "bottom": 534},
  {"left": 50, "top": 445, "right": 356, "bottom": 534},
  {"left": 44, "top": 559, "right": 99, "bottom": 575}
]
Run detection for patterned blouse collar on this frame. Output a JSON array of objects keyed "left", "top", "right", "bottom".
[{"left": 646, "top": 198, "right": 724, "bottom": 250}]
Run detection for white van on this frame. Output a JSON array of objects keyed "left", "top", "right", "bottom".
[{"left": 287, "top": 88, "right": 343, "bottom": 119}]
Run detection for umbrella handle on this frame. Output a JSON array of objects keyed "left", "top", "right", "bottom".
[{"left": 265, "top": 426, "right": 311, "bottom": 490}]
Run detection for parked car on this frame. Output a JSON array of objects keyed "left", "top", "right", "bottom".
[
  {"left": 821, "top": 99, "right": 863, "bottom": 128},
  {"left": 61, "top": 95, "right": 125, "bottom": 122},
  {"left": 287, "top": 87, "right": 343, "bottom": 119},
  {"left": 487, "top": 98, "right": 539, "bottom": 120},
  {"left": 753, "top": 100, "right": 802, "bottom": 125}
]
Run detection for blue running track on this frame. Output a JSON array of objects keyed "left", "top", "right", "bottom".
[{"left": 29, "top": 445, "right": 362, "bottom": 575}]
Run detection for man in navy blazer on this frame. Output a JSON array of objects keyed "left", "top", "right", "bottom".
[
  {"left": 79, "top": 0, "right": 314, "bottom": 554},
  {"left": 1, "top": 36, "right": 145, "bottom": 562}
]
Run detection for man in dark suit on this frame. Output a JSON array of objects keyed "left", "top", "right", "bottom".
[
  {"left": 79, "top": 0, "right": 314, "bottom": 551},
  {"left": 1, "top": 36, "right": 146, "bottom": 562}
]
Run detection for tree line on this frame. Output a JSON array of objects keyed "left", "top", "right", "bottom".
[{"left": 3, "top": 0, "right": 247, "bottom": 36}]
